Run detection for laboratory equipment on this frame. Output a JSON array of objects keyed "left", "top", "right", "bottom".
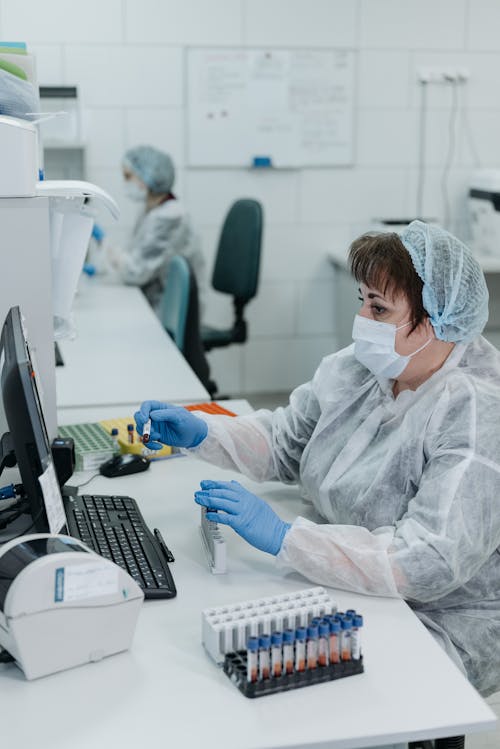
[
  {"left": 199, "top": 506, "right": 226, "bottom": 574},
  {"left": 0, "top": 305, "right": 176, "bottom": 599},
  {"left": 469, "top": 170, "right": 500, "bottom": 259},
  {"left": 0, "top": 533, "right": 143, "bottom": 680},
  {"left": 201, "top": 586, "right": 335, "bottom": 664},
  {"left": 0, "top": 113, "right": 119, "bottom": 440}
]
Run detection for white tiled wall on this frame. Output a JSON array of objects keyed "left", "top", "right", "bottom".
[{"left": 1, "top": 0, "right": 500, "bottom": 393}]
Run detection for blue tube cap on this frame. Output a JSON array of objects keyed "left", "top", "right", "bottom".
[
  {"left": 271, "top": 631, "right": 283, "bottom": 646},
  {"left": 330, "top": 620, "right": 341, "bottom": 633},
  {"left": 283, "top": 628, "right": 295, "bottom": 644},
  {"left": 247, "top": 636, "right": 259, "bottom": 651},
  {"left": 340, "top": 618, "right": 352, "bottom": 630},
  {"left": 319, "top": 621, "right": 330, "bottom": 637},
  {"left": 295, "top": 626, "right": 307, "bottom": 641},
  {"left": 353, "top": 615, "right": 364, "bottom": 627},
  {"left": 307, "top": 624, "right": 319, "bottom": 639},
  {"left": 259, "top": 634, "right": 271, "bottom": 648}
]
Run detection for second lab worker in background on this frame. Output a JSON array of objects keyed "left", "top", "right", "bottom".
[
  {"left": 106, "top": 145, "right": 205, "bottom": 313},
  {"left": 136, "top": 221, "right": 500, "bottom": 698}
]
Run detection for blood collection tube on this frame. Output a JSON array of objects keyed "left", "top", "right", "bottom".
[
  {"left": 142, "top": 418, "right": 151, "bottom": 443},
  {"left": 318, "top": 620, "right": 329, "bottom": 666},
  {"left": 110, "top": 427, "right": 120, "bottom": 453},
  {"left": 351, "top": 614, "right": 363, "bottom": 660},
  {"left": 295, "top": 627, "right": 307, "bottom": 672},
  {"left": 247, "top": 636, "right": 259, "bottom": 683},
  {"left": 258, "top": 634, "right": 271, "bottom": 680},
  {"left": 329, "top": 618, "right": 341, "bottom": 664},
  {"left": 283, "top": 628, "right": 295, "bottom": 675},
  {"left": 127, "top": 423, "right": 134, "bottom": 444},
  {"left": 306, "top": 624, "right": 318, "bottom": 670},
  {"left": 345, "top": 609, "right": 356, "bottom": 618},
  {"left": 340, "top": 617, "right": 352, "bottom": 661},
  {"left": 271, "top": 631, "right": 283, "bottom": 678}
]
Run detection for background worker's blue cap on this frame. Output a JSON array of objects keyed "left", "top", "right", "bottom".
[{"left": 122, "top": 145, "right": 175, "bottom": 195}]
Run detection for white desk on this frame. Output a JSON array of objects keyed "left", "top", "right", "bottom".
[
  {"left": 56, "top": 280, "right": 209, "bottom": 411},
  {"left": 0, "top": 405, "right": 496, "bottom": 749}
]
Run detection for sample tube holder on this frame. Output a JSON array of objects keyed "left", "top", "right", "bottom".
[
  {"left": 199, "top": 507, "right": 226, "bottom": 574},
  {"left": 202, "top": 586, "right": 336, "bottom": 665},
  {"left": 223, "top": 651, "right": 364, "bottom": 698}
]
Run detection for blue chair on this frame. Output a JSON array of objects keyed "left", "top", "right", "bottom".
[
  {"left": 160, "top": 255, "right": 216, "bottom": 396},
  {"left": 159, "top": 255, "right": 190, "bottom": 352},
  {"left": 202, "top": 198, "right": 263, "bottom": 352}
]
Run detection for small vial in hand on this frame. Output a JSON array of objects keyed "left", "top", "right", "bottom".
[{"left": 142, "top": 418, "right": 152, "bottom": 444}]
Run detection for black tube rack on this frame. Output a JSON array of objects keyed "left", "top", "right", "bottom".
[{"left": 223, "top": 650, "right": 364, "bottom": 698}]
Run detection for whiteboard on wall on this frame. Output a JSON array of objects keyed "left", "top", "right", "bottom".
[{"left": 186, "top": 47, "right": 355, "bottom": 168}]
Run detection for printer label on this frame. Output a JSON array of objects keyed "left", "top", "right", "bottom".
[{"left": 54, "top": 563, "right": 119, "bottom": 602}]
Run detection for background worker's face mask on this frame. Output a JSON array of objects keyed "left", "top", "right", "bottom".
[
  {"left": 352, "top": 314, "right": 432, "bottom": 379},
  {"left": 124, "top": 180, "right": 147, "bottom": 202}
]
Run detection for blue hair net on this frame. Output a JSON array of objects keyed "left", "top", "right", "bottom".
[
  {"left": 122, "top": 145, "right": 175, "bottom": 194},
  {"left": 399, "top": 220, "right": 489, "bottom": 344}
]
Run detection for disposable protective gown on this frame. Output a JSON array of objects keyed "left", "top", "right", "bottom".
[
  {"left": 193, "top": 337, "right": 500, "bottom": 696},
  {"left": 118, "top": 199, "right": 205, "bottom": 311}
]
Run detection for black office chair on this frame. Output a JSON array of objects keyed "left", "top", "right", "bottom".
[
  {"left": 202, "top": 198, "right": 263, "bottom": 352},
  {"left": 160, "top": 255, "right": 217, "bottom": 397}
]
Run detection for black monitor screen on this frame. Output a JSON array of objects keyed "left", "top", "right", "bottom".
[{"left": 0, "top": 306, "right": 66, "bottom": 534}]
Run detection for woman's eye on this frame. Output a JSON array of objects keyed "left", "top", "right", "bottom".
[{"left": 372, "top": 305, "right": 386, "bottom": 315}]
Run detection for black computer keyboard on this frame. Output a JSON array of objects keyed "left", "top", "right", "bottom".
[{"left": 63, "top": 494, "right": 177, "bottom": 600}]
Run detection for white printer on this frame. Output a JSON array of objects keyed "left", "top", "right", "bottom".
[
  {"left": 0, "top": 533, "right": 143, "bottom": 680},
  {"left": 469, "top": 170, "right": 500, "bottom": 259}
]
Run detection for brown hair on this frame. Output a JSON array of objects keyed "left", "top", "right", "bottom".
[{"left": 348, "top": 232, "right": 426, "bottom": 332}]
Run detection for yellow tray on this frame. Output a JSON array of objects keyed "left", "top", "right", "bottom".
[{"left": 99, "top": 416, "right": 172, "bottom": 458}]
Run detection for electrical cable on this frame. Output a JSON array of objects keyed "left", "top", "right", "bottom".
[
  {"left": 76, "top": 472, "right": 100, "bottom": 488},
  {"left": 460, "top": 83, "right": 481, "bottom": 168},
  {"left": 440, "top": 79, "right": 460, "bottom": 230},
  {"left": 416, "top": 80, "right": 428, "bottom": 220},
  {"left": 0, "top": 506, "right": 45, "bottom": 543}
]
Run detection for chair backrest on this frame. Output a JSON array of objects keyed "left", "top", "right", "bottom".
[
  {"left": 212, "top": 199, "right": 263, "bottom": 301},
  {"left": 160, "top": 254, "right": 216, "bottom": 396},
  {"left": 159, "top": 255, "right": 190, "bottom": 351}
]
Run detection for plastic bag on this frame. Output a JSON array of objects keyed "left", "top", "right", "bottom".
[{"left": 0, "top": 68, "right": 39, "bottom": 120}]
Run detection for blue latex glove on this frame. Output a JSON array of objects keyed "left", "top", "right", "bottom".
[
  {"left": 134, "top": 400, "right": 208, "bottom": 450},
  {"left": 91, "top": 223, "right": 105, "bottom": 242},
  {"left": 82, "top": 263, "right": 96, "bottom": 276},
  {"left": 194, "top": 479, "right": 291, "bottom": 556}
]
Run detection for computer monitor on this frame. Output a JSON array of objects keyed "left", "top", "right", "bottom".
[{"left": 0, "top": 306, "right": 66, "bottom": 534}]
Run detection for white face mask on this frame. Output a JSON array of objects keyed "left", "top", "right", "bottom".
[
  {"left": 124, "top": 180, "right": 147, "bottom": 202},
  {"left": 352, "top": 314, "right": 432, "bottom": 379}
]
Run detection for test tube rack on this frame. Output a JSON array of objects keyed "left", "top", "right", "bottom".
[
  {"left": 202, "top": 586, "right": 335, "bottom": 665},
  {"left": 58, "top": 422, "right": 114, "bottom": 471},
  {"left": 223, "top": 651, "right": 364, "bottom": 699},
  {"left": 199, "top": 507, "right": 226, "bottom": 574}
]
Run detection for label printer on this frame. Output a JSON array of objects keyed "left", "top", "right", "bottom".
[{"left": 0, "top": 534, "right": 143, "bottom": 680}]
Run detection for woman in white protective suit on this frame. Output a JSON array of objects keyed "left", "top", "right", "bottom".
[
  {"left": 135, "top": 221, "right": 500, "bottom": 697},
  {"left": 106, "top": 145, "right": 205, "bottom": 312}
]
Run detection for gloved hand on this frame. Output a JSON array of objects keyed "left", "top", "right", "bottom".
[
  {"left": 134, "top": 400, "right": 208, "bottom": 450},
  {"left": 194, "top": 479, "right": 291, "bottom": 556}
]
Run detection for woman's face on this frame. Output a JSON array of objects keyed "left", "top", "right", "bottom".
[{"left": 357, "top": 282, "right": 435, "bottom": 359}]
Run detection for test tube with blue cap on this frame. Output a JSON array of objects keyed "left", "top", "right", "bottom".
[
  {"left": 271, "top": 631, "right": 283, "bottom": 677},
  {"left": 246, "top": 636, "right": 259, "bottom": 683},
  {"left": 351, "top": 615, "right": 363, "bottom": 660},
  {"left": 295, "top": 627, "right": 307, "bottom": 672},
  {"left": 283, "top": 629, "right": 294, "bottom": 675}
]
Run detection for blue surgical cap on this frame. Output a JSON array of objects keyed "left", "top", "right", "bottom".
[
  {"left": 399, "top": 220, "right": 489, "bottom": 344},
  {"left": 122, "top": 145, "right": 175, "bottom": 195}
]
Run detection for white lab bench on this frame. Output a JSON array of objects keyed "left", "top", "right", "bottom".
[
  {"left": 0, "top": 410, "right": 496, "bottom": 749},
  {"left": 56, "top": 279, "right": 209, "bottom": 412}
]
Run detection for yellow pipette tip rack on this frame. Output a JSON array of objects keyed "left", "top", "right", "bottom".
[{"left": 99, "top": 416, "right": 172, "bottom": 458}]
